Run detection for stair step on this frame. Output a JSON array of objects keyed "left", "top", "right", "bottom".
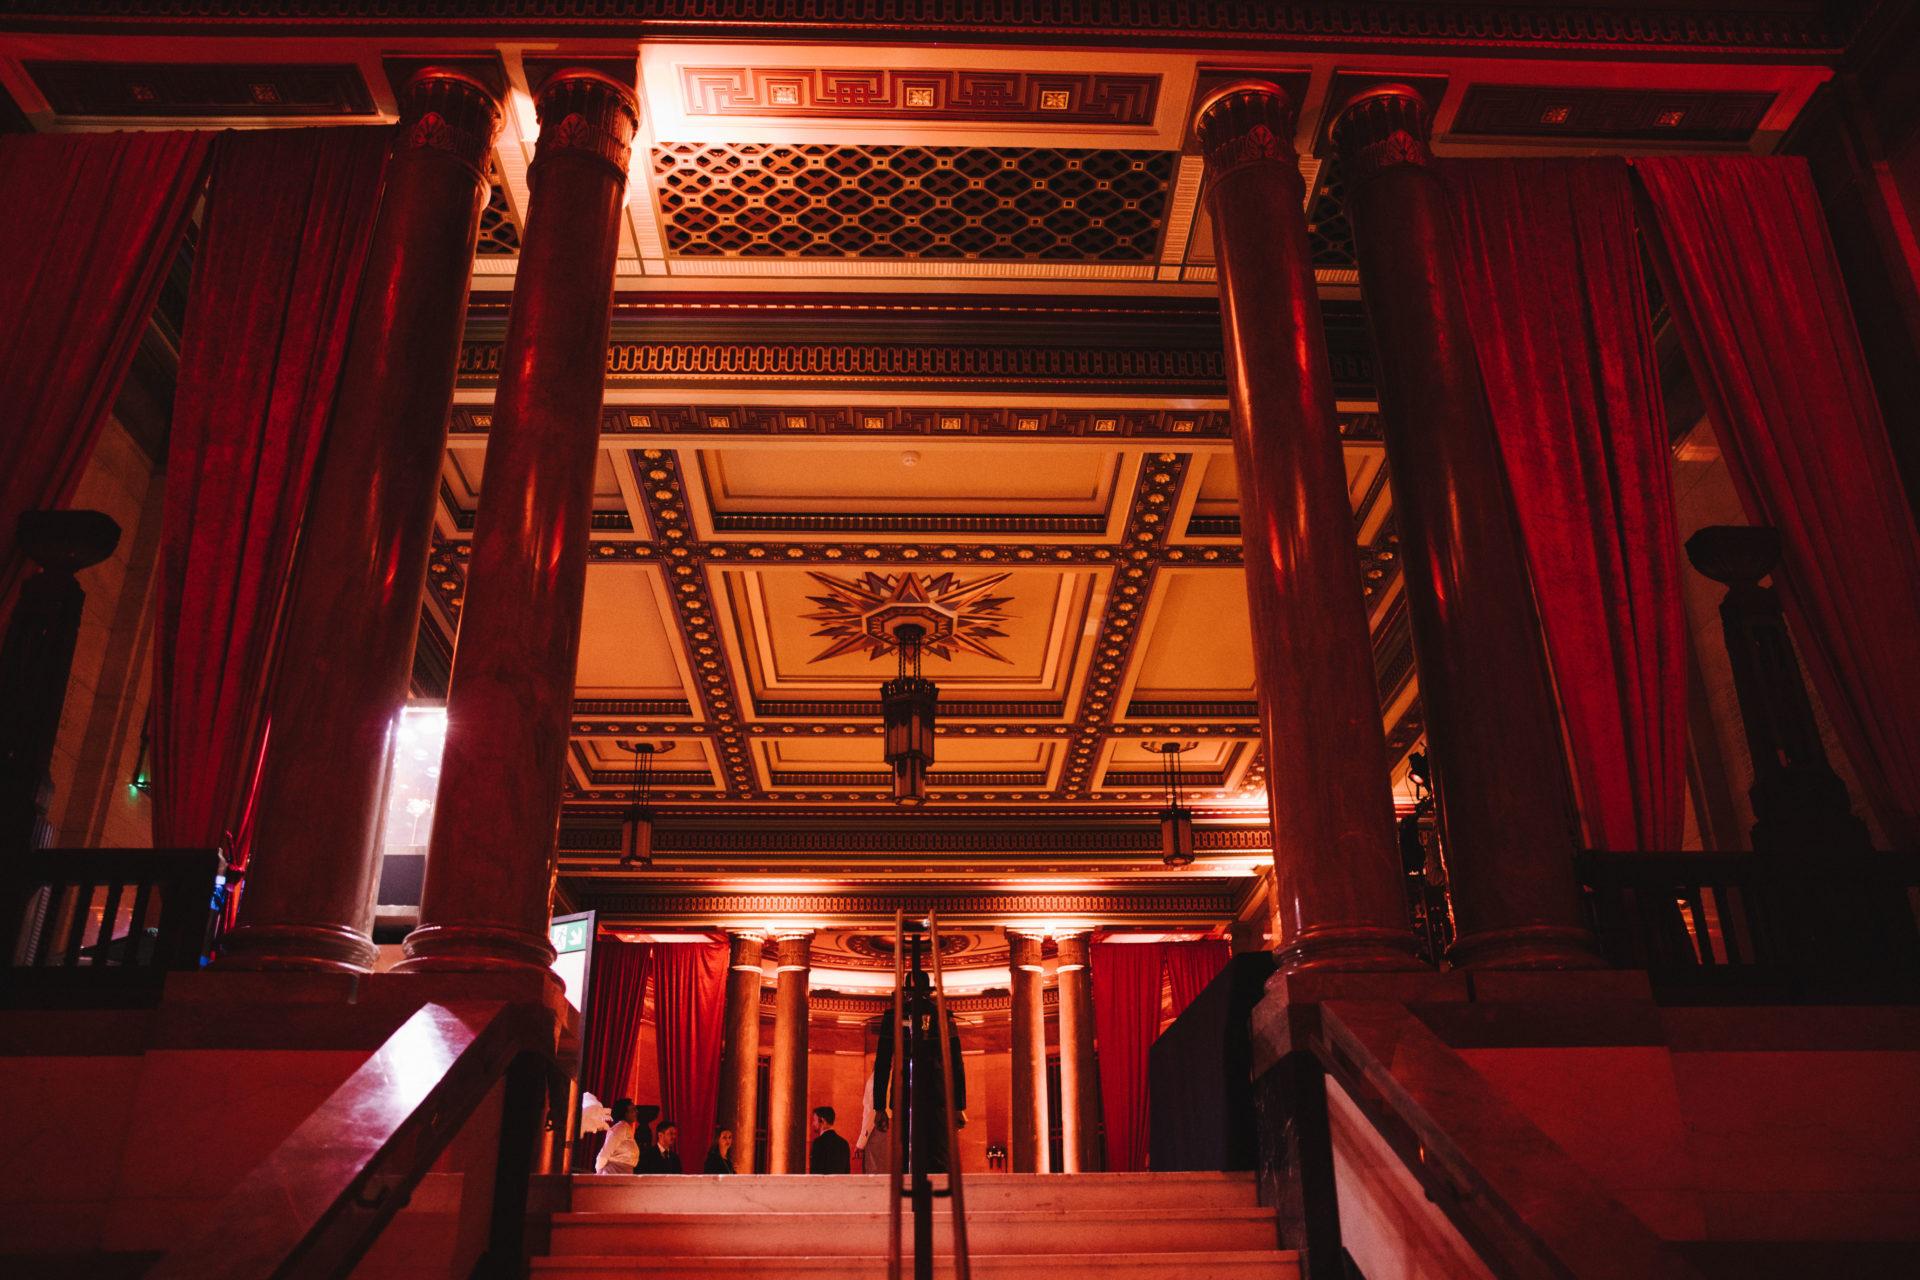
[
  {"left": 548, "top": 1207, "right": 1276, "bottom": 1257},
  {"left": 567, "top": 1172, "right": 1259, "bottom": 1216},
  {"left": 531, "top": 1250, "right": 1300, "bottom": 1279}
]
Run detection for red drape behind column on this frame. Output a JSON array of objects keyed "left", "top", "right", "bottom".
[
  {"left": 1091, "top": 941, "right": 1165, "bottom": 1172},
  {"left": 1164, "top": 940, "right": 1230, "bottom": 1020},
  {"left": 581, "top": 939, "right": 652, "bottom": 1106},
  {"left": 1441, "top": 159, "right": 1688, "bottom": 852},
  {"left": 0, "top": 131, "right": 209, "bottom": 620},
  {"left": 1636, "top": 156, "right": 1920, "bottom": 850},
  {"left": 153, "top": 128, "right": 389, "bottom": 873},
  {"left": 654, "top": 941, "right": 730, "bottom": 1172}
]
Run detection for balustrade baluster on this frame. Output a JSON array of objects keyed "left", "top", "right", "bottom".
[
  {"left": 61, "top": 880, "right": 94, "bottom": 965},
  {"left": 98, "top": 880, "right": 126, "bottom": 965}
]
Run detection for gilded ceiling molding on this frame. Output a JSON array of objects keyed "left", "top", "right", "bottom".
[{"left": 13, "top": 2, "right": 1842, "bottom": 52}]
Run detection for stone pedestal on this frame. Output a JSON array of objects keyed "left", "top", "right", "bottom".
[
  {"left": 1196, "top": 81, "right": 1421, "bottom": 973},
  {"left": 714, "top": 932, "right": 765, "bottom": 1172},
  {"left": 1054, "top": 932, "right": 1100, "bottom": 1171},
  {"left": 1007, "top": 930, "right": 1050, "bottom": 1172},
  {"left": 766, "top": 932, "right": 812, "bottom": 1173},
  {"left": 399, "top": 68, "right": 637, "bottom": 978},
  {"left": 225, "top": 69, "right": 503, "bottom": 972},
  {"left": 1331, "top": 84, "right": 1596, "bottom": 969}
]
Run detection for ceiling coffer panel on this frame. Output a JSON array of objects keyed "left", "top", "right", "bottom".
[{"left": 652, "top": 143, "right": 1176, "bottom": 261}]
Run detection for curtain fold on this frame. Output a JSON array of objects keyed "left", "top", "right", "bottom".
[
  {"left": 1164, "top": 940, "right": 1231, "bottom": 1020},
  {"left": 582, "top": 939, "right": 653, "bottom": 1106},
  {"left": 153, "top": 128, "right": 388, "bottom": 880},
  {"left": 653, "top": 940, "right": 730, "bottom": 1172},
  {"left": 1090, "top": 941, "right": 1165, "bottom": 1172},
  {"left": 0, "top": 131, "right": 210, "bottom": 619},
  {"left": 1440, "top": 158, "right": 1689, "bottom": 851},
  {"left": 1635, "top": 156, "right": 1920, "bottom": 849}
]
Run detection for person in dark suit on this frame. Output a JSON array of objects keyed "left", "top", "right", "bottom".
[
  {"left": 638, "top": 1119, "right": 682, "bottom": 1173},
  {"left": 809, "top": 1106, "right": 851, "bottom": 1173},
  {"left": 873, "top": 971, "right": 967, "bottom": 1174},
  {"left": 704, "top": 1127, "right": 737, "bottom": 1174}
]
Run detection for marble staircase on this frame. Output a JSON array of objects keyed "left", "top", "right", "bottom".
[{"left": 534, "top": 1171, "right": 1300, "bottom": 1279}]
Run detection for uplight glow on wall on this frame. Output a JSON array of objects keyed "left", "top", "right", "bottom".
[{"left": 374, "top": 704, "right": 447, "bottom": 907}]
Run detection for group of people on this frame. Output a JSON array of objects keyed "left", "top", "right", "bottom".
[{"left": 593, "top": 1100, "right": 852, "bottom": 1175}]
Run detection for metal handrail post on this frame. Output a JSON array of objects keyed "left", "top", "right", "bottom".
[
  {"left": 927, "top": 910, "right": 972, "bottom": 1280},
  {"left": 886, "top": 908, "right": 906, "bottom": 1280}
]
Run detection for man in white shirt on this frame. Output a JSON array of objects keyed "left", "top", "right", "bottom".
[{"left": 595, "top": 1098, "right": 641, "bottom": 1175}]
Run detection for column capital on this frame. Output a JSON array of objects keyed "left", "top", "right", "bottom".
[
  {"left": 533, "top": 67, "right": 639, "bottom": 182},
  {"left": 1054, "top": 933, "right": 1091, "bottom": 969},
  {"left": 1006, "top": 929, "right": 1046, "bottom": 969},
  {"left": 727, "top": 931, "right": 766, "bottom": 968},
  {"left": 1194, "top": 80, "right": 1302, "bottom": 187},
  {"left": 1329, "top": 84, "right": 1435, "bottom": 188},
  {"left": 772, "top": 931, "right": 813, "bottom": 968},
  {"left": 395, "top": 66, "right": 504, "bottom": 182}
]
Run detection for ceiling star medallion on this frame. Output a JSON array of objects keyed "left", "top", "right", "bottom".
[{"left": 804, "top": 570, "right": 1016, "bottom": 663}]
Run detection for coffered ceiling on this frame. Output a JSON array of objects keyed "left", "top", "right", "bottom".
[{"left": 0, "top": 2, "right": 1846, "bottom": 935}]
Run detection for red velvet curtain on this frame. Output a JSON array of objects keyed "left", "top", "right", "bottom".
[
  {"left": 581, "top": 939, "right": 652, "bottom": 1105},
  {"left": 0, "top": 131, "right": 209, "bottom": 619},
  {"left": 1091, "top": 941, "right": 1165, "bottom": 1172},
  {"left": 1164, "top": 940, "right": 1230, "bottom": 1020},
  {"left": 1636, "top": 156, "right": 1920, "bottom": 849},
  {"left": 153, "top": 128, "right": 389, "bottom": 878},
  {"left": 1441, "top": 158, "right": 1689, "bottom": 851},
  {"left": 653, "top": 940, "right": 730, "bottom": 1171}
]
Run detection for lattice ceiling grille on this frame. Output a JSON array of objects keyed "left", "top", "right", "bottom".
[
  {"left": 477, "top": 177, "right": 520, "bottom": 256},
  {"left": 652, "top": 143, "right": 1176, "bottom": 260}
]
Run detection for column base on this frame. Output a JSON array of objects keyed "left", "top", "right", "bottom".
[
  {"left": 394, "top": 921, "right": 561, "bottom": 988},
  {"left": 217, "top": 922, "right": 378, "bottom": 973},
  {"left": 1275, "top": 924, "right": 1430, "bottom": 974},
  {"left": 1447, "top": 923, "right": 1602, "bottom": 970}
]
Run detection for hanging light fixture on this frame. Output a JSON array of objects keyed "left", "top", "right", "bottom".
[
  {"left": 881, "top": 622, "right": 938, "bottom": 806},
  {"left": 1152, "top": 741, "right": 1195, "bottom": 867},
  {"left": 619, "top": 741, "right": 660, "bottom": 868}
]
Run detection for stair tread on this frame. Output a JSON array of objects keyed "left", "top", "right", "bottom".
[
  {"left": 555, "top": 1207, "right": 1274, "bottom": 1222},
  {"left": 535, "top": 1250, "right": 1299, "bottom": 1265}
]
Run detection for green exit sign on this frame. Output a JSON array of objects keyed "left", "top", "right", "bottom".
[{"left": 550, "top": 919, "right": 590, "bottom": 954}]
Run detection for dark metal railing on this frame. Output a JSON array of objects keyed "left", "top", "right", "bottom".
[
  {"left": 1578, "top": 849, "right": 1920, "bottom": 1002},
  {"left": 3, "top": 847, "right": 223, "bottom": 1006},
  {"left": 884, "top": 909, "right": 971, "bottom": 1280}
]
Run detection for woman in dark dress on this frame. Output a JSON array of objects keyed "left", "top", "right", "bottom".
[{"left": 704, "top": 1127, "right": 737, "bottom": 1174}]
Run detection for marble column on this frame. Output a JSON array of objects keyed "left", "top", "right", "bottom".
[
  {"left": 766, "top": 932, "right": 812, "bottom": 1173},
  {"left": 1195, "top": 82, "right": 1421, "bottom": 972},
  {"left": 1054, "top": 932, "right": 1100, "bottom": 1172},
  {"left": 1330, "top": 86, "right": 1598, "bottom": 969},
  {"left": 1007, "top": 930, "right": 1051, "bottom": 1173},
  {"left": 714, "top": 932, "right": 766, "bottom": 1173},
  {"left": 223, "top": 69, "right": 503, "bottom": 972},
  {"left": 399, "top": 68, "right": 637, "bottom": 977}
]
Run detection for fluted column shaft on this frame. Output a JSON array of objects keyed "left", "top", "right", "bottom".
[
  {"left": 1054, "top": 932, "right": 1100, "bottom": 1172},
  {"left": 715, "top": 932, "right": 766, "bottom": 1172},
  {"left": 1196, "top": 82, "right": 1421, "bottom": 972},
  {"left": 1330, "top": 87, "right": 1597, "bottom": 969},
  {"left": 400, "top": 69, "right": 637, "bottom": 976},
  {"left": 767, "top": 933, "right": 812, "bottom": 1173},
  {"left": 224, "top": 70, "right": 503, "bottom": 972},
  {"left": 1007, "top": 930, "right": 1051, "bottom": 1173}
]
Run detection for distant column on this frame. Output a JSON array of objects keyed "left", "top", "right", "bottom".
[
  {"left": 1007, "top": 930, "right": 1051, "bottom": 1173},
  {"left": 223, "top": 68, "right": 502, "bottom": 971},
  {"left": 766, "top": 932, "right": 813, "bottom": 1173},
  {"left": 1054, "top": 932, "right": 1100, "bottom": 1172},
  {"left": 1195, "top": 81, "right": 1421, "bottom": 972},
  {"left": 715, "top": 932, "right": 766, "bottom": 1173},
  {"left": 1330, "top": 84, "right": 1598, "bottom": 968},
  {"left": 398, "top": 68, "right": 637, "bottom": 978}
]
